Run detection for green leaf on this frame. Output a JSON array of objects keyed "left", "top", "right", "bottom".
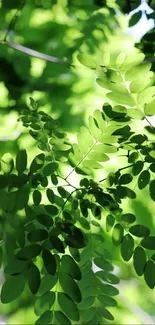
[
  {"left": 141, "top": 236, "right": 155, "bottom": 250},
  {"left": 132, "top": 161, "right": 143, "bottom": 175},
  {"left": 44, "top": 205, "right": 59, "bottom": 215},
  {"left": 77, "top": 53, "right": 96, "bottom": 69},
  {"left": 61, "top": 255, "right": 81, "bottom": 280},
  {"left": 30, "top": 154, "right": 45, "bottom": 173},
  {"left": 46, "top": 188, "right": 55, "bottom": 203},
  {"left": 144, "top": 99, "right": 155, "bottom": 116},
  {"left": 138, "top": 86, "right": 155, "bottom": 105},
  {"left": 121, "top": 234, "right": 134, "bottom": 261},
  {"left": 94, "top": 258, "right": 113, "bottom": 271},
  {"left": 51, "top": 174, "right": 58, "bottom": 185},
  {"left": 43, "top": 162, "right": 59, "bottom": 176},
  {"left": 1, "top": 153, "right": 14, "bottom": 175},
  {"left": 55, "top": 311, "right": 72, "bottom": 325},
  {"left": 16, "top": 186, "right": 29, "bottom": 210},
  {"left": 33, "top": 190, "right": 42, "bottom": 206},
  {"left": 58, "top": 292, "right": 79, "bottom": 321},
  {"left": 149, "top": 162, "right": 155, "bottom": 173},
  {"left": 1, "top": 274, "right": 25, "bottom": 303},
  {"left": 83, "top": 307, "right": 96, "bottom": 322},
  {"left": 16, "top": 244, "right": 42, "bottom": 260},
  {"left": 116, "top": 52, "right": 126, "bottom": 68},
  {"left": 96, "top": 271, "right": 120, "bottom": 284},
  {"left": 49, "top": 236, "right": 65, "bottom": 253},
  {"left": 138, "top": 170, "right": 150, "bottom": 190},
  {"left": 27, "top": 263, "right": 40, "bottom": 294},
  {"left": 16, "top": 150, "right": 27, "bottom": 174},
  {"left": 35, "top": 311, "right": 53, "bottom": 325},
  {"left": 4, "top": 259, "right": 29, "bottom": 275},
  {"left": 98, "top": 306, "right": 114, "bottom": 321},
  {"left": 78, "top": 296, "right": 95, "bottom": 310},
  {"left": 99, "top": 283, "right": 119, "bottom": 296},
  {"left": 42, "top": 249, "right": 56, "bottom": 275},
  {"left": 129, "top": 11, "right": 142, "bottom": 27},
  {"left": 107, "top": 91, "right": 135, "bottom": 106},
  {"left": 37, "top": 273, "right": 58, "bottom": 296},
  {"left": 65, "top": 227, "right": 87, "bottom": 249},
  {"left": 129, "top": 225, "right": 150, "bottom": 237},
  {"left": 27, "top": 229, "right": 48, "bottom": 242},
  {"left": 97, "top": 294, "right": 117, "bottom": 307},
  {"left": 133, "top": 246, "right": 146, "bottom": 276},
  {"left": 144, "top": 260, "right": 155, "bottom": 289},
  {"left": 150, "top": 180, "right": 155, "bottom": 201},
  {"left": 112, "top": 223, "right": 124, "bottom": 246},
  {"left": 119, "top": 173, "right": 133, "bottom": 185},
  {"left": 37, "top": 214, "right": 53, "bottom": 227},
  {"left": 34, "top": 291, "right": 55, "bottom": 316},
  {"left": 59, "top": 272, "right": 82, "bottom": 303},
  {"left": 0, "top": 247, "right": 2, "bottom": 268},
  {"left": 119, "top": 213, "right": 136, "bottom": 226}
]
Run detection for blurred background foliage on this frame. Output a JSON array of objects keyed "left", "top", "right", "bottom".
[{"left": 0, "top": 0, "right": 155, "bottom": 324}]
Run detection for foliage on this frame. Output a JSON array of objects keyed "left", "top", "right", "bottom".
[{"left": 1, "top": 0, "right": 155, "bottom": 324}]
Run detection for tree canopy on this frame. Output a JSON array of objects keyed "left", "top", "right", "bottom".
[{"left": 1, "top": 0, "right": 155, "bottom": 324}]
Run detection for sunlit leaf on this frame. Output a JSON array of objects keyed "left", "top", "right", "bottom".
[
  {"left": 1, "top": 153, "right": 14, "bottom": 175},
  {"left": 112, "top": 223, "right": 124, "bottom": 246},
  {"left": 77, "top": 54, "right": 96, "bottom": 69}
]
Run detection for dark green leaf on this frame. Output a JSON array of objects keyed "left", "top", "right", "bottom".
[
  {"left": 16, "top": 244, "right": 42, "bottom": 260},
  {"left": 16, "top": 186, "right": 29, "bottom": 210},
  {"left": 83, "top": 307, "right": 96, "bottom": 322},
  {"left": 33, "top": 190, "right": 42, "bottom": 206},
  {"left": 129, "top": 225, "right": 150, "bottom": 237},
  {"left": 61, "top": 255, "right": 81, "bottom": 280},
  {"left": 34, "top": 291, "right": 55, "bottom": 316},
  {"left": 51, "top": 174, "right": 58, "bottom": 185},
  {"left": 65, "top": 227, "right": 87, "bottom": 249},
  {"left": 46, "top": 188, "right": 55, "bottom": 203},
  {"left": 27, "top": 263, "right": 40, "bottom": 294},
  {"left": 1, "top": 274, "right": 25, "bottom": 303},
  {"left": 98, "top": 306, "right": 114, "bottom": 321},
  {"left": 4, "top": 259, "right": 29, "bottom": 275},
  {"left": 37, "top": 214, "right": 53, "bottom": 227},
  {"left": 78, "top": 296, "right": 95, "bottom": 310},
  {"left": 112, "top": 223, "right": 124, "bottom": 246},
  {"left": 35, "top": 311, "right": 53, "bottom": 325},
  {"left": 44, "top": 205, "right": 59, "bottom": 215},
  {"left": 27, "top": 229, "right": 48, "bottom": 242},
  {"left": 121, "top": 234, "right": 134, "bottom": 261},
  {"left": 149, "top": 162, "right": 155, "bottom": 172},
  {"left": 141, "top": 236, "right": 155, "bottom": 250},
  {"left": 119, "top": 173, "right": 133, "bottom": 185},
  {"left": 133, "top": 246, "right": 146, "bottom": 276},
  {"left": 129, "top": 11, "right": 142, "bottom": 27},
  {"left": 96, "top": 271, "right": 120, "bottom": 284},
  {"left": 55, "top": 311, "right": 71, "bottom": 325},
  {"left": 16, "top": 150, "right": 27, "bottom": 174},
  {"left": 99, "top": 283, "right": 119, "bottom": 296},
  {"left": 58, "top": 292, "right": 79, "bottom": 321},
  {"left": 30, "top": 154, "right": 45, "bottom": 173},
  {"left": 120, "top": 213, "right": 136, "bottom": 226},
  {"left": 106, "top": 214, "right": 115, "bottom": 232},
  {"left": 138, "top": 170, "right": 150, "bottom": 190},
  {"left": 49, "top": 236, "right": 65, "bottom": 253},
  {"left": 59, "top": 272, "right": 81, "bottom": 303},
  {"left": 1, "top": 153, "right": 14, "bottom": 175},
  {"left": 43, "top": 162, "right": 58, "bottom": 176},
  {"left": 150, "top": 180, "right": 155, "bottom": 201},
  {"left": 42, "top": 249, "right": 56, "bottom": 275},
  {"left": 132, "top": 160, "right": 144, "bottom": 175},
  {"left": 144, "top": 260, "right": 155, "bottom": 289}
]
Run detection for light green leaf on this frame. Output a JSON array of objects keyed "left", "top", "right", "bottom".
[
  {"left": 112, "top": 223, "right": 124, "bottom": 246},
  {"left": 107, "top": 92, "right": 135, "bottom": 106},
  {"left": 1, "top": 153, "right": 14, "bottom": 175},
  {"left": 116, "top": 52, "right": 126, "bottom": 68},
  {"left": 144, "top": 99, "right": 155, "bottom": 116},
  {"left": 77, "top": 54, "right": 96, "bottom": 69},
  {"left": 138, "top": 86, "right": 155, "bottom": 105}
]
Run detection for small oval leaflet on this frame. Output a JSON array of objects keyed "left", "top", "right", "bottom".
[
  {"left": 59, "top": 272, "right": 82, "bottom": 303},
  {"left": 97, "top": 294, "right": 117, "bottom": 307},
  {"left": 129, "top": 224, "right": 150, "bottom": 237},
  {"left": 141, "top": 236, "right": 155, "bottom": 250},
  {"left": 30, "top": 153, "right": 45, "bottom": 173},
  {"left": 61, "top": 255, "right": 81, "bottom": 280},
  {"left": 33, "top": 190, "right": 42, "bottom": 206},
  {"left": 37, "top": 273, "right": 58, "bottom": 296},
  {"left": 132, "top": 160, "right": 143, "bottom": 176},
  {"left": 58, "top": 292, "right": 79, "bottom": 321},
  {"left": 77, "top": 53, "right": 96, "bottom": 69},
  {"left": 55, "top": 311, "right": 72, "bottom": 325},
  {"left": 27, "top": 263, "right": 41, "bottom": 294},
  {"left": 16, "top": 150, "right": 27, "bottom": 174},
  {"left": 46, "top": 188, "right": 55, "bottom": 203},
  {"left": 34, "top": 291, "right": 55, "bottom": 316},
  {"left": 36, "top": 214, "right": 53, "bottom": 227},
  {"left": 42, "top": 249, "right": 56, "bottom": 275},
  {"left": 133, "top": 246, "right": 146, "bottom": 276},
  {"left": 120, "top": 213, "right": 136, "bottom": 226},
  {"left": 112, "top": 223, "right": 124, "bottom": 246},
  {"left": 27, "top": 229, "right": 48, "bottom": 242},
  {"left": 1, "top": 274, "right": 25, "bottom": 303},
  {"left": 106, "top": 214, "right": 115, "bottom": 232},
  {"left": 119, "top": 173, "right": 133, "bottom": 185},
  {"left": 144, "top": 260, "right": 155, "bottom": 289},
  {"left": 1, "top": 153, "right": 14, "bottom": 175},
  {"left": 99, "top": 283, "right": 119, "bottom": 296},
  {"left": 35, "top": 310, "right": 53, "bottom": 325},
  {"left": 149, "top": 180, "right": 155, "bottom": 201},
  {"left": 96, "top": 271, "right": 120, "bottom": 284},
  {"left": 43, "top": 162, "right": 59, "bottom": 176},
  {"left": 121, "top": 234, "right": 134, "bottom": 261},
  {"left": 50, "top": 236, "right": 65, "bottom": 253},
  {"left": 98, "top": 306, "right": 114, "bottom": 321},
  {"left": 94, "top": 258, "right": 114, "bottom": 271},
  {"left": 138, "top": 170, "right": 150, "bottom": 190},
  {"left": 16, "top": 244, "right": 42, "bottom": 260}
]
